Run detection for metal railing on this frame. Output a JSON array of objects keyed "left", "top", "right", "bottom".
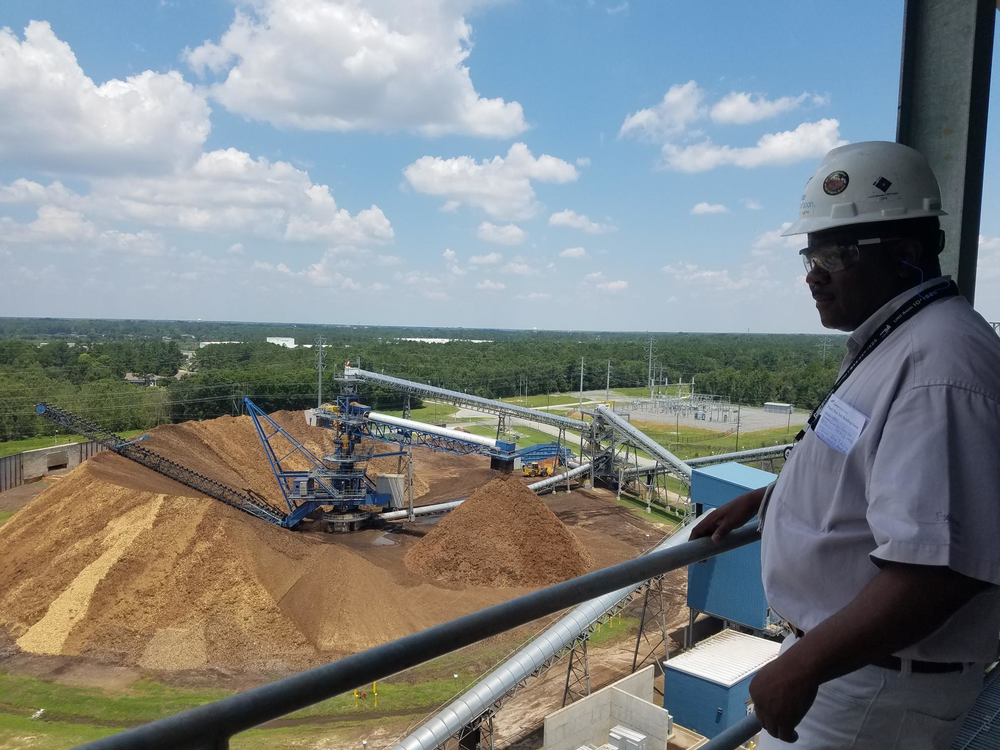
[{"left": 78, "top": 524, "right": 762, "bottom": 750}]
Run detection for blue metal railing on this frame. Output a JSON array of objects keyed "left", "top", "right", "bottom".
[{"left": 77, "top": 525, "right": 762, "bottom": 750}]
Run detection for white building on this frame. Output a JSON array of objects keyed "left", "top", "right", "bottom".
[{"left": 266, "top": 336, "right": 296, "bottom": 348}]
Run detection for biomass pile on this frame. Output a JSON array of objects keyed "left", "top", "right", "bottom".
[
  {"left": 136, "top": 409, "right": 428, "bottom": 506},
  {"left": 0, "top": 456, "right": 505, "bottom": 671},
  {"left": 404, "top": 475, "right": 594, "bottom": 588}
]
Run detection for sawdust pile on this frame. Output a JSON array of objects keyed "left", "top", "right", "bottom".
[
  {"left": 0, "top": 457, "right": 507, "bottom": 671},
  {"left": 136, "top": 409, "right": 428, "bottom": 506},
  {"left": 404, "top": 475, "right": 594, "bottom": 588}
]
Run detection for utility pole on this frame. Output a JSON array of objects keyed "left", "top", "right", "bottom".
[
  {"left": 817, "top": 336, "right": 832, "bottom": 365},
  {"left": 316, "top": 335, "right": 326, "bottom": 407},
  {"left": 578, "top": 356, "right": 585, "bottom": 414},
  {"left": 606, "top": 360, "right": 611, "bottom": 402},
  {"left": 735, "top": 404, "right": 742, "bottom": 449},
  {"left": 647, "top": 337, "right": 654, "bottom": 399}
]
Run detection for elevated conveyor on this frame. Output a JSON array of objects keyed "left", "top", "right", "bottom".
[
  {"left": 595, "top": 404, "right": 692, "bottom": 479},
  {"left": 34, "top": 404, "right": 286, "bottom": 526},
  {"left": 346, "top": 367, "right": 587, "bottom": 431}
]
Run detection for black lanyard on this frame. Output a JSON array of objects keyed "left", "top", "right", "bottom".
[{"left": 794, "top": 279, "right": 958, "bottom": 444}]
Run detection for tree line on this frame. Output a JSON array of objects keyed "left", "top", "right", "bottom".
[{"left": 0, "top": 320, "right": 844, "bottom": 443}]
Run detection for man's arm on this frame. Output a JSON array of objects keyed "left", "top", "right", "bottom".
[
  {"left": 751, "top": 561, "right": 989, "bottom": 743},
  {"left": 689, "top": 485, "right": 767, "bottom": 542}
]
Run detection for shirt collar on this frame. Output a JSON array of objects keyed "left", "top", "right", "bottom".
[{"left": 845, "top": 276, "right": 948, "bottom": 358}]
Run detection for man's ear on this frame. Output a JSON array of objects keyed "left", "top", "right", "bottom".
[{"left": 892, "top": 239, "right": 923, "bottom": 279}]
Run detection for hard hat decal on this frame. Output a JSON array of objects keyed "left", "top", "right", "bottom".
[
  {"left": 872, "top": 176, "right": 892, "bottom": 193},
  {"left": 822, "top": 171, "right": 849, "bottom": 196}
]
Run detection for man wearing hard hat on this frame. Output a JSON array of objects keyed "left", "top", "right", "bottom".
[{"left": 693, "top": 141, "right": 1000, "bottom": 748}]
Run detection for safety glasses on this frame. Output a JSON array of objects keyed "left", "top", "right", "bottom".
[{"left": 799, "top": 237, "right": 904, "bottom": 275}]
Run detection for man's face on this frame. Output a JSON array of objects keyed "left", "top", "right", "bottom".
[{"left": 804, "top": 230, "right": 902, "bottom": 332}]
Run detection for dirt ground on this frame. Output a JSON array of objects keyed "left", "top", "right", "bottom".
[{"left": 0, "top": 411, "right": 691, "bottom": 748}]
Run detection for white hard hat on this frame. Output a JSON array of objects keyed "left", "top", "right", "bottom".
[{"left": 781, "top": 141, "right": 946, "bottom": 236}]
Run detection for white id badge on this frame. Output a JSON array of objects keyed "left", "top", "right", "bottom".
[{"left": 814, "top": 394, "right": 868, "bottom": 454}]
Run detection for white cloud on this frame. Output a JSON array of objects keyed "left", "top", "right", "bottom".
[
  {"left": 524, "top": 292, "right": 550, "bottom": 300},
  {"left": 403, "top": 143, "right": 578, "bottom": 221},
  {"left": 477, "top": 221, "right": 526, "bottom": 245},
  {"left": 0, "top": 205, "right": 165, "bottom": 256},
  {"left": 977, "top": 235, "right": 1000, "bottom": 282},
  {"left": 469, "top": 252, "right": 502, "bottom": 265},
  {"left": 183, "top": 0, "right": 526, "bottom": 138},
  {"left": 751, "top": 222, "right": 800, "bottom": 257},
  {"left": 710, "top": 92, "right": 812, "bottom": 125},
  {"left": 441, "top": 200, "right": 461, "bottom": 213},
  {"left": 254, "top": 250, "right": 362, "bottom": 289},
  {"left": 691, "top": 202, "right": 729, "bottom": 215},
  {"left": 64, "top": 148, "right": 394, "bottom": 244},
  {"left": 607, "top": 2, "right": 629, "bottom": 14},
  {"left": 476, "top": 279, "right": 505, "bottom": 291},
  {"left": 619, "top": 81, "right": 706, "bottom": 141},
  {"left": 503, "top": 261, "right": 532, "bottom": 275},
  {"left": 596, "top": 279, "right": 627, "bottom": 292},
  {"left": 662, "top": 261, "right": 780, "bottom": 293},
  {"left": 371, "top": 282, "right": 390, "bottom": 291},
  {"left": 227, "top": 242, "right": 245, "bottom": 254},
  {"left": 584, "top": 271, "right": 605, "bottom": 281},
  {"left": 560, "top": 246, "right": 587, "bottom": 259},
  {"left": 0, "top": 22, "right": 210, "bottom": 175},
  {"left": 576, "top": 157, "right": 592, "bottom": 168},
  {"left": 377, "top": 254, "right": 403, "bottom": 266},
  {"left": 662, "top": 119, "right": 846, "bottom": 173},
  {"left": 743, "top": 198, "right": 764, "bottom": 210},
  {"left": 396, "top": 270, "right": 442, "bottom": 287},
  {"left": 549, "top": 209, "right": 616, "bottom": 234},
  {"left": 442, "top": 248, "right": 457, "bottom": 261}
]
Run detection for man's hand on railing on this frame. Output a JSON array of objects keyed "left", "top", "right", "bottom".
[{"left": 689, "top": 486, "right": 767, "bottom": 543}]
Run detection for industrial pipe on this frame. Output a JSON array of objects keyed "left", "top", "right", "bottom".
[
  {"left": 368, "top": 412, "right": 498, "bottom": 448},
  {"left": 379, "top": 463, "right": 593, "bottom": 521}
]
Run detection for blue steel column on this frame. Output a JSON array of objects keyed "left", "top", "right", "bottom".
[{"left": 896, "top": 0, "right": 995, "bottom": 304}]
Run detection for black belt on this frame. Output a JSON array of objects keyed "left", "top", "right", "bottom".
[{"left": 789, "top": 627, "right": 964, "bottom": 674}]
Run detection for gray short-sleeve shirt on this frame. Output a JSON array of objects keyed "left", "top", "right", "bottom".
[{"left": 760, "top": 278, "right": 1000, "bottom": 663}]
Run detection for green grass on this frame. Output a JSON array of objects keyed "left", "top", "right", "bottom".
[
  {"left": 0, "top": 431, "right": 147, "bottom": 459},
  {"left": 0, "top": 713, "right": 118, "bottom": 749},
  {"left": 462, "top": 423, "right": 566, "bottom": 449},
  {"left": 613, "top": 493, "right": 686, "bottom": 526},
  {"left": 379, "top": 403, "right": 459, "bottom": 424},
  {"left": 588, "top": 615, "right": 640, "bottom": 647},
  {"left": 501, "top": 393, "right": 581, "bottom": 409},
  {"left": 628, "top": 420, "right": 793, "bottom": 461},
  {"left": 612, "top": 386, "right": 683, "bottom": 398},
  {"left": 0, "top": 511, "right": 16, "bottom": 526},
  {"left": 0, "top": 673, "right": 229, "bottom": 726}
]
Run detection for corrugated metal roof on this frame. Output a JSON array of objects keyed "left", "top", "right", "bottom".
[
  {"left": 952, "top": 668, "right": 1000, "bottom": 750},
  {"left": 664, "top": 630, "right": 781, "bottom": 688},
  {"left": 693, "top": 462, "right": 775, "bottom": 490}
]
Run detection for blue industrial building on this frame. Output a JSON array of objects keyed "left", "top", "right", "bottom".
[
  {"left": 662, "top": 629, "right": 780, "bottom": 739},
  {"left": 687, "top": 462, "right": 775, "bottom": 633}
]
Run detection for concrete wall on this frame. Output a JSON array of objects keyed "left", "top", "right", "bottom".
[
  {"left": 610, "top": 666, "right": 654, "bottom": 701},
  {"left": 17, "top": 442, "right": 105, "bottom": 485},
  {"left": 610, "top": 688, "right": 673, "bottom": 750},
  {"left": 544, "top": 666, "right": 672, "bottom": 750}
]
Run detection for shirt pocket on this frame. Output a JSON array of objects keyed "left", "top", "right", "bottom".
[{"left": 780, "top": 431, "right": 852, "bottom": 531}]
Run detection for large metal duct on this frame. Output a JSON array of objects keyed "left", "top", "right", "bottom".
[{"left": 392, "top": 520, "right": 696, "bottom": 750}]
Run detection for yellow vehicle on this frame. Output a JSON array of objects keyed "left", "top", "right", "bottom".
[{"left": 522, "top": 458, "right": 556, "bottom": 477}]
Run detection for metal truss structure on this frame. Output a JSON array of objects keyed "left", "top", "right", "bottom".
[
  {"left": 34, "top": 403, "right": 286, "bottom": 526},
  {"left": 346, "top": 367, "right": 586, "bottom": 431}
]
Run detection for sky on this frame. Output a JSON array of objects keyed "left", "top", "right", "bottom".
[{"left": 1, "top": 0, "right": 999, "bottom": 333}]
